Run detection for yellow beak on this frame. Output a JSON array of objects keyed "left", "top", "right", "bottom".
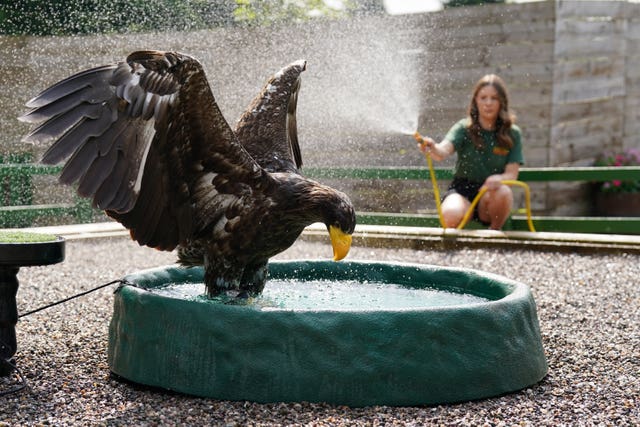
[{"left": 329, "top": 225, "right": 352, "bottom": 261}]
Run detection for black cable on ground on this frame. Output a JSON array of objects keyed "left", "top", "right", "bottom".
[
  {"left": 1, "top": 278, "right": 134, "bottom": 398},
  {"left": 0, "top": 344, "right": 27, "bottom": 397},
  {"left": 18, "top": 279, "right": 132, "bottom": 318}
]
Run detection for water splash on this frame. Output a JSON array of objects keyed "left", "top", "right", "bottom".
[{"left": 152, "top": 279, "right": 489, "bottom": 311}]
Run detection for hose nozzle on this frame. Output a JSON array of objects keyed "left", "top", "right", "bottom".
[{"left": 413, "top": 131, "right": 423, "bottom": 144}]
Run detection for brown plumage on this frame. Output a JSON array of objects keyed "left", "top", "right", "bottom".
[{"left": 19, "top": 50, "right": 355, "bottom": 297}]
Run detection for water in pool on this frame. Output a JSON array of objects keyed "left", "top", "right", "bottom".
[{"left": 151, "top": 279, "right": 489, "bottom": 311}]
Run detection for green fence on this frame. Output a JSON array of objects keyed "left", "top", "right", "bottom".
[
  {"left": 305, "top": 166, "right": 640, "bottom": 235},
  {"left": 0, "top": 161, "right": 638, "bottom": 234}
]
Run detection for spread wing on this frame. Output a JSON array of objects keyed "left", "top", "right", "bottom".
[
  {"left": 20, "top": 50, "right": 264, "bottom": 250},
  {"left": 235, "top": 60, "right": 306, "bottom": 173}
]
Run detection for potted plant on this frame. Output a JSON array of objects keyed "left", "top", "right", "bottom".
[{"left": 592, "top": 148, "right": 640, "bottom": 216}]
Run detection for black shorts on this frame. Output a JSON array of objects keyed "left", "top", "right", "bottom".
[{"left": 442, "top": 177, "right": 486, "bottom": 223}]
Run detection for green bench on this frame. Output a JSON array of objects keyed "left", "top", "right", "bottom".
[{"left": 305, "top": 166, "right": 640, "bottom": 235}]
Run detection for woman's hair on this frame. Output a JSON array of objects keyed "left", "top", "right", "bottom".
[{"left": 466, "top": 74, "right": 516, "bottom": 150}]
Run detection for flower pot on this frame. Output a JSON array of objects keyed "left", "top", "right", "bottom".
[{"left": 594, "top": 192, "right": 640, "bottom": 217}]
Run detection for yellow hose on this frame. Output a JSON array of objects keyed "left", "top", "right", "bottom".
[
  {"left": 414, "top": 132, "right": 445, "bottom": 227},
  {"left": 456, "top": 180, "right": 536, "bottom": 232},
  {"left": 413, "top": 132, "right": 535, "bottom": 232},
  {"left": 425, "top": 152, "right": 446, "bottom": 228}
]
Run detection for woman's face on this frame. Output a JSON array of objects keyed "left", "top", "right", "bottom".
[{"left": 475, "top": 85, "right": 501, "bottom": 126}]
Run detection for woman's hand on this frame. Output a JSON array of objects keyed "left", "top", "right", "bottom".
[
  {"left": 416, "top": 138, "right": 455, "bottom": 162},
  {"left": 483, "top": 164, "right": 520, "bottom": 191},
  {"left": 483, "top": 174, "right": 503, "bottom": 191},
  {"left": 417, "top": 136, "right": 436, "bottom": 153}
]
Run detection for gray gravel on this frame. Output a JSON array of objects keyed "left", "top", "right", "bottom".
[{"left": 1, "top": 236, "right": 638, "bottom": 426}]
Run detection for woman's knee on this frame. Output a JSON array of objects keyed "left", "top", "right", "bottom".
[
  {"left": 489, "top": 185, "right": 513, "bottom": 207},
  {"left": 442, "top": 211, "right": 462, "bottom": 228},
  {"left": 479, "top": 185, "right": 512, "bottom": 219},
  {"left": 441, "top": 195, "right": 469, "bottom": 227},
  {"left": 498, "top": 185, "right": 514, "bottom": 206}
]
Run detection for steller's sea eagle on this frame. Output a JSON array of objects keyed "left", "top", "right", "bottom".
[{"left": 19, "top": 50, "right": 356, "bottom": 297}]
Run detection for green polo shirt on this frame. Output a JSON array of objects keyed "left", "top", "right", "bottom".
[{"left": 445, "top": 118, "right": 524, "bottom": 182}]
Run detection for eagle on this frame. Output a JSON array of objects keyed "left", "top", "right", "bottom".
[{"left": 19, "top": 50, "right": 356, "bottom": 298}]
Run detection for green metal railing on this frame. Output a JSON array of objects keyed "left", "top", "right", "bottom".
[
  {"left": 0, "top": 161, "right": 639, "bottom": 234},
  {"left": 305, "top": 166, "right": 640, "bottom": 235},
  {"left": 305, "top": 166, "right": 640, "bottom": 182}
]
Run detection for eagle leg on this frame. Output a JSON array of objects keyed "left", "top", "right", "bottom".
[
  {"left": 202, "top": 255, "right": 244, "bottom": 298},
  {"left": 238, "top": 261, "right": 269, "bottom": 297}
]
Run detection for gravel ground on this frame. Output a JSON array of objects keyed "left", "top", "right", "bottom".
[{"left": 1, "top": 236, "right": 638, "bottom": 426}]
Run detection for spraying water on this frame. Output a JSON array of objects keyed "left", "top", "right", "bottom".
[
  {"left": 302, "top": 40, "right": 423, "bottom": 140},
  {"left": 4, "top": 12, "right": 435, "bottom": 219}
]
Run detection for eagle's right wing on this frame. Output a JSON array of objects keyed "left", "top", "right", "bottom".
[{"left": 20, "top": 50, "right": 264, "bottom": 250}]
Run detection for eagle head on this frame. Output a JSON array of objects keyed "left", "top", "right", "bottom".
[{"left": 325, "top": 191, "right": 356, "bottom": 261}]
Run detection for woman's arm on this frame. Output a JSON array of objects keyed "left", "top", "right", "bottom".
[
  {"left": 417, "top": 136, "right": 455, "bottom": 161},
  {"left": 502, "top": 162, "right": 520, "bottom": 180}
]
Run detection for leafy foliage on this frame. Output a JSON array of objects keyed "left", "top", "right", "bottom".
[
  {"left": 0, "top": 0, "right": 362, "bottom": 36},
  {"left": 0, "top": 0, "right": 235, "bottom": 35},
  {"left": 593, "top": 148, "right": 640, "bottom": 193},
  {"left": 234, "top": 0, "right": 354, "bottom": 26}
]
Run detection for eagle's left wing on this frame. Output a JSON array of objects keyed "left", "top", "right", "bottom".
[{"left": 235, "top": 60, "right": 306, "bottom": 173}]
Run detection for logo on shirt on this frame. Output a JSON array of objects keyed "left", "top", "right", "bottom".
[{"left": 492, "top": 146, "right": 509, "bottom": 156}]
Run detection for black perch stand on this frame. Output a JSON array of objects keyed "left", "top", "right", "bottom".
[{"left": 0, "top": 234, "right": 65, "bottom": 376}]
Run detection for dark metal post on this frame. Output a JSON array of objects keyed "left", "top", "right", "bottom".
[
  {"left": 0, "top": 235, "right": 65, "bottom": 377},
  {"left": 0, "top": 266, "right": 19, "bottom": 376}
]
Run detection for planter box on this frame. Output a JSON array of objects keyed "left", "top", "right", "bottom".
[{"left": 595, "top": 192, "right": 640, "bottom": 217}]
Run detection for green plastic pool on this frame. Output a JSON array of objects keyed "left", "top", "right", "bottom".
[{"left": 108, "top": 260, "right": 547, "bottom": 406}]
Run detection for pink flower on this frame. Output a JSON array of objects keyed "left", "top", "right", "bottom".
[{"left": 613, "top": 180, "right": 622, "bottom": 187}]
